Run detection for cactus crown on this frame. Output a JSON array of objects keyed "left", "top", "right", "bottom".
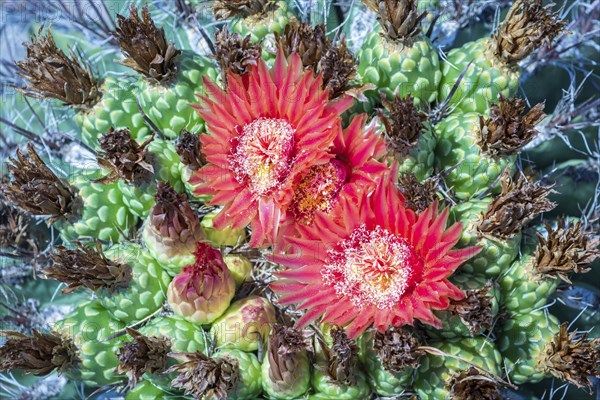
[
  {"left": 46, "top": 241, "right": 133, "bottom": 294},
  {"left": 95, "top": 128, "right": 155, "bottom": 185},
  {"left": 534, "top": 218, "right": 600, "bottom": 282},
  {"left": 379, "top": 95, "right": 427, "bottom": 157},
  {"left": 540, "top": 323, "right": 600, "bottom": 388},
  {"left": 363, "top": 0, "right": 426, "bottom": 43},
  {"left": 16, "top": 27, "right": 101, "bottom": 108},
  {"left": 275, "top": 20, "right": 328, "bottom": 71},
  {"left": 478, "top": 173, "right": 556, "bottom": 239},
  {"left": 478, "top": 96, "right": 546, "bottom": 157},
  {"left": 447, "top": 281, "right": 494, "bottom": 337},
  {"left": 213, "top": 0, "right": 278, "bottom": 20},
  {"left": 2, "top": 144, "right": 79, "bottom": 223},
  {"left": 150, "top": 182, "right": 200, "bottom": 243},
  {"left": 166, "top": 351, "right": 240, "bottom": 400},
  {"left": 397, "top": 174, "right": 438, "bottom": 213},
  {"left": 447, "top": 367, "right": 501, "bottom": 400},
  {"left": 0, "top": 330, "right": 78, "bottom": 376},
  {"left": 373, "top": 326, "right": 423, "bottom": 373},
  {"left": 491, "top": 0, "right": 568, "bottom": 64},
  {"left": 177, "top": 130, "right": 206, "bottom": 171},
  {"left": 114, "top": 5, "right": 181, "bottom": 83},
  {"left": 214, "top": 28, "right": 263, "bottom": 77},
  {"left": 116, "top": 328, "right": 171, "bottom": 388},
  {"left": 320, "top": 327, "right": 359, "bottom": 386}
]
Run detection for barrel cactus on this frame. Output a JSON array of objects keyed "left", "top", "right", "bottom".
[{"left": 1, "top": 1, "right": 598, "bottom": 399}]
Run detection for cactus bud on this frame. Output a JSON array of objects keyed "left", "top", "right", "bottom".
[{"left": 167, "top": 242, "right": 235, "bottom": 324}]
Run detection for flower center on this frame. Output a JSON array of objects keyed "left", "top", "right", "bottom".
[
  {"left": 230, "top": 118, "right": 295, "bottom": 195},
  {"left": 290, "top": 160, "right": 348, "bottom": 225},
  {"left": 322, "top": 225, "right": 421, "bottom": 309}
]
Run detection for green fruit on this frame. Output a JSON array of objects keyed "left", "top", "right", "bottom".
[
  {"left": 56, "top": 170, "right": 138, "bottom": 243},
  {"left": 309, "top": 369, "right": 370, "bottom": 400},
  {"left": 213, "top": 349, "right": 263, "bottom": 400},
  {"left": 100, "top": 245, "right": 171, "bottom": 323},
  {"left": 55, "top": 300, "right": 126, "bottom": 387},
  {"left": 426, "top": 273, "right": 500, "bottom": 339},
  {"left": 435, "top": 112, "right": 514, "bottom": 199},
  {"left": 357, "top": 28, "right": 441, "bottom": 107},
  {"left": 224, "top": 254, "right": 253, "bottom": 287},
  {"left": 136, "top": 51, "right": 218, "bottom": 139},
  {"left": 451, "top": 198, "right": 521, "bottom": 277},
  {"left": 75, "top": 75, "right": 149, "bottom": 149},
  {"left": 357, "top": 331, "right": 413, "bottom": 397},
  {"left": 201, "top": 209, "right": 247, "bottom": 247},
  {"left": 210, "top": 296, "right": 276, "bottom": 352},
  {"left": 438, "top": 38, "right": 519, "bottom": 114},
  {"left": 497, "top": 311, "right": 559, "bottom": 384},
  {"left": 139, "top": 315, "right": 208, "bottom": 354},
  {"left": 414, "top": 337, "right": 502, "bottom": 400}
]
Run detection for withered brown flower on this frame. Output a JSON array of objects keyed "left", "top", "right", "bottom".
[
  {"left": 214, "top": 28, "right": 262, "bottom": 77},
  {"left": 478, "top": 96, "right": 546, "bottom": 158},
  {"left": 116, "top": 328, "right": 171, "bottom": 388},
  {"left": 16, "top": 27, "right": 101, "bottom": 108},
  {"left": 540, "top": 323, "right": 600, "bottom": 388},
  {"left": 213, "top": 0, "right": 278, "bottom": 20},
  {"left": 113, "top": 5, "right": 181, "bottom": 82},
  {"left": 2, "top": 144, "right": 79, "bottom": 223},
  {"left": 177, "top": 130, "right": 206, "bottom": 171},
  {"left": 0, "top": 330, "right": 78, "bottom": 376},
  {"left": 373, "top": 326, "right": 424, "bottom": 373},
  {"left": 379, "top": 94, "right": 427, "bottom": 157},
  {"left": 478, "top": 172, "right": 556, "bottom": 239},
  {"left": 95, "top": 128, "right": 155, "bottom": 185},
  {"left": 491, "top": 0, "right": 568, "bottom": 65},
  {"left": 534, "top": 218, "right": 600, "bottom": 283},
  {"left": 46, "top": 241, "right": 132, "bottom": 294},
  {"left": 362, "top": 0, "right": 426, "bottom": 44},
  {"left": 166, "top": 351, "right": 239, "bottom": 400}
]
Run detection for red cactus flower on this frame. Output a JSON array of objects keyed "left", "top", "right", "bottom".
[
  {"left": 270, "top": 172, "right": 479, "bottom": 338},
  {"left": 190, "top": 50, "right": 353, "bottom": 248},
  {"left": 278, "top": 114, "right": 388, "bottom": 243}
]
